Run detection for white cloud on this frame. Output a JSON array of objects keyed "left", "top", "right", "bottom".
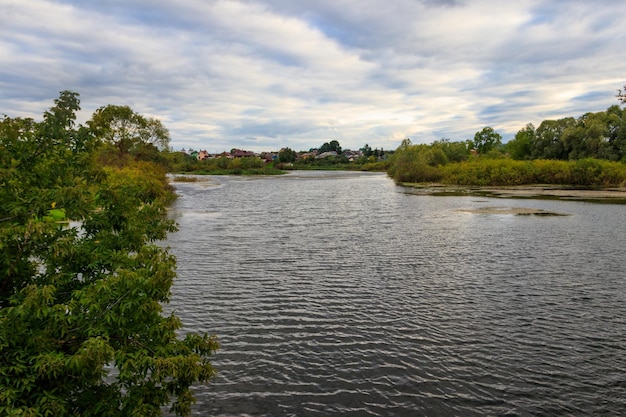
[{"left": 1, "top": 0, "right": 625, "bottom": 151}]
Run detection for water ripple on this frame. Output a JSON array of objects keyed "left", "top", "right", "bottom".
[{"left": 165, "top": 172, "right": 626, "bottom": 416}]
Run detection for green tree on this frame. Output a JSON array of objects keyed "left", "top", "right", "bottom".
[
  {"left": 532, "top": 118, "right": 575, "bottom": 159},
  {"left": 398, "top": 138, "right": 412, "bottom": 150},
  {"left": 561, "top": 112, "right": 613, "bottom": 160},
  {"left": 431, "top": 139, "right": 470, "bottom": 163},
  {"left": 0, "top": 92, "right": 217, "bottom": 416},
  {"left": 507, "top": 123, "right": 535, "bottom": 160},
  {"left": 278, "top": 147, "right": 297, "bottom": 163},
  {"left": 319, "top": 139, "right": 342, "bottom": 154},
  {"left": 473, "top": 126, "right": 502, "bottom": 154},
  {"left": 387, "top": 142, "right": 442, "bottom": 183},
  {"left": 602, "top": 105, "right": 626, "bottom": 161},
  {"left": 88, "top": 104, "right": 170, "bottom": 158}
]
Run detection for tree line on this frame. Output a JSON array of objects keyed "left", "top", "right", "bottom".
[
  {"left": 0, "top": 91, "right": 218, "bottom": 416},
  {"left": 387, "top": 101, "right": 626, "bottom": 186},
  {"left": 168, "top": 141, "right": 390, "bottom": 174},
  {"left": 506, "top": 105, "right": 626, "bottom": 161},
  {"left": 166, "top": 151, "right": 284, "bottom": 175}
]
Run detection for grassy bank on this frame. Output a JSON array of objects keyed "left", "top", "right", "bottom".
[{"left": 389, "top": 157, "right": 626, "bottom": 188}]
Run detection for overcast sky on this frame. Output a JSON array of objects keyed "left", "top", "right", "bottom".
[{"left": 1, "top": 0, "right": 625, "bottom": 152}]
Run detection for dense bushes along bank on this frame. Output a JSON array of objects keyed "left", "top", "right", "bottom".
[
  {"left": 387, "top": 99, "right": 626, "bottom": 187},
  {"left": 389, "top": 157, "right": 626, "bottom": 187}
]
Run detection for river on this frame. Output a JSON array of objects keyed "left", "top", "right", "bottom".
[{"left": 165, "top": 170, "right": 626, "bottom": 416}]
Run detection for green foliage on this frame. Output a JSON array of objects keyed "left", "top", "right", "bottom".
[
  {"left": 532, "top": 117, "right": 575, "bottom": 159},
  {"left": 473, "top": 126, "right": 502, "bottom": 154},
  {"left": 359, "top": 160, "right": 389, "bottom": 172},
  {"left": 163, "top": 143, "right": 389, "bottom": 175},
  {"left": 506, "top": 123, "right": 535, "bottom": 160},
  {"left": 387, "top": 143, "right": 444, "bottom": 183},
  {"left": 387, "top": 138, "right": 626, "bottom": 187},
  {"left": 561, "top": 112, "right": 613, "bottom": 160},
  {"left": 357, "top": 144, "right": 386, "bottom": 160},
  {"left": 406, "top": 158, "right": 626, "bottom": 187},
  {"left": 431, "top": 139, "right": 471, "bottom": 163},
  {"left": 318, "top": 139, "right": 342, "bottom": 154},
  {"left": 530, "top": 159, "right": 572, "bottom": 184},
  {"left": 289, "top": 153, "right": 389, "bottom": 172},
  {"left": 1, "top": 92, "right": 217, "bottom": 416},
  {"left": 278, "top": 147, "right": 297, "bottom": 163},
  {"left": 42, "top": 208, "right": 67, "bottom": 223},
  {"left": 568, "top": 158, "right": 626, "bottom": 186},
  {"left": 161, "top": 151, "right": 198, "bottom": 173},
  {"left": 387, "top": 100, "right": 626, "bottom": 187},
  {"left": 605, "top": 105, "right": 626, "bottom": 161},
  {"left": 163, "top": 150, "right": 283, "bottom": 175},
  {"left": 516, "top": 106, "right": 626, "bottom": 162},
  {"left": 360, "top": 144, "right": 373, "bottom": 157},
  {"left": 291, "top": 156, "right": 348, "bottom": 170},
  {"left": 88, "top": 105, "right": 170, "bottom": 160},
  {"left": 178, "top": 156, "right": 282, "bottom": 175},
  {"left": 440, "top": 159, "right": 535, "bottom": 186}
]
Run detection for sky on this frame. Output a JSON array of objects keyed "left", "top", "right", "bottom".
[{"left": 1, "top": 0, "right": 625, "bottom": 153}]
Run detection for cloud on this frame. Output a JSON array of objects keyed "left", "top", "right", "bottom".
[{"left": 1, "top": 0, "right": 625, "bottom": 151}]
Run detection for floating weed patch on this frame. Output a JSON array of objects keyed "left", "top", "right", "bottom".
[{"left": 458, "top": 207, "right": 570, "bottom": 216}]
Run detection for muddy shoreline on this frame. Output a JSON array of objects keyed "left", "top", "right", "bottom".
[{"left": 399, "top": 183, "right": 626, "bottom": 203}]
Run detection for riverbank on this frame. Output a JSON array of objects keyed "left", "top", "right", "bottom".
[{"left": 399, "top": 183, "right": 626, "bottom": 203}]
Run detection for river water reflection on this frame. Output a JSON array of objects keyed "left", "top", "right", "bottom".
[{"left": 165, "top": 171, "right": 626, "bottom": 416}]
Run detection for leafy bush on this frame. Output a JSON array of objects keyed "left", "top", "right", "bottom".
[
  {"left": 441, "top": 159, "right": 537, "bottom": 186},
  {"left": 387, "top": 144, "right": 443, "bottom": 183},
  {"left": 388, "top": 145, "right": 626, "bottom": 187},
  {"left": 1, "top": 92, "right": 218, "bottom": 417},
  {"left": 531, "top": 159, "right": 570, "bottom": 184},
  {"left": 569, "top": 158, "right": 626, "bottom": 186}
]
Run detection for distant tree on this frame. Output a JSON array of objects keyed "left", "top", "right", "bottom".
[
  {"left": 319, "top": 139, "right": 342, "bottom": 154},
  {"left": 398, "top": 138, "right": 412, "bottom": 150},
  {"left": 606, "top": 104, "right": 626, "bottom": 160},
  {"left": 0, "top": 92, "right": 217, "bottom": 416},
  {"left": 617, "top": 84, "right": 626, "bottom": 104},
  {"left": 360, "top": 144, "right": 373, "bottom": 157},
  {"left": 431, "top": 139, "right": 470, "bottom": 163},
  {"left": 507, "top": 124, "right": 535, "bottom": 160},
  {"left": 532, "top": 118, "right": 575, "bottom": 160},
  {"left": 278, "top": 147, "right": 297, "bottom": 163},
  {"left": 561, "top": 112, "right": 612, "bottom": 160},
  {"left": 473, "top": 127, "right": 502, "bottom": 154},
  {"left": 387, "top": 142, "right": 442, "bottom": 183}
]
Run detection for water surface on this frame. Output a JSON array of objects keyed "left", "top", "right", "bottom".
[{"left": 166, "top": 171, "right": 626, "bottom": 416}]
